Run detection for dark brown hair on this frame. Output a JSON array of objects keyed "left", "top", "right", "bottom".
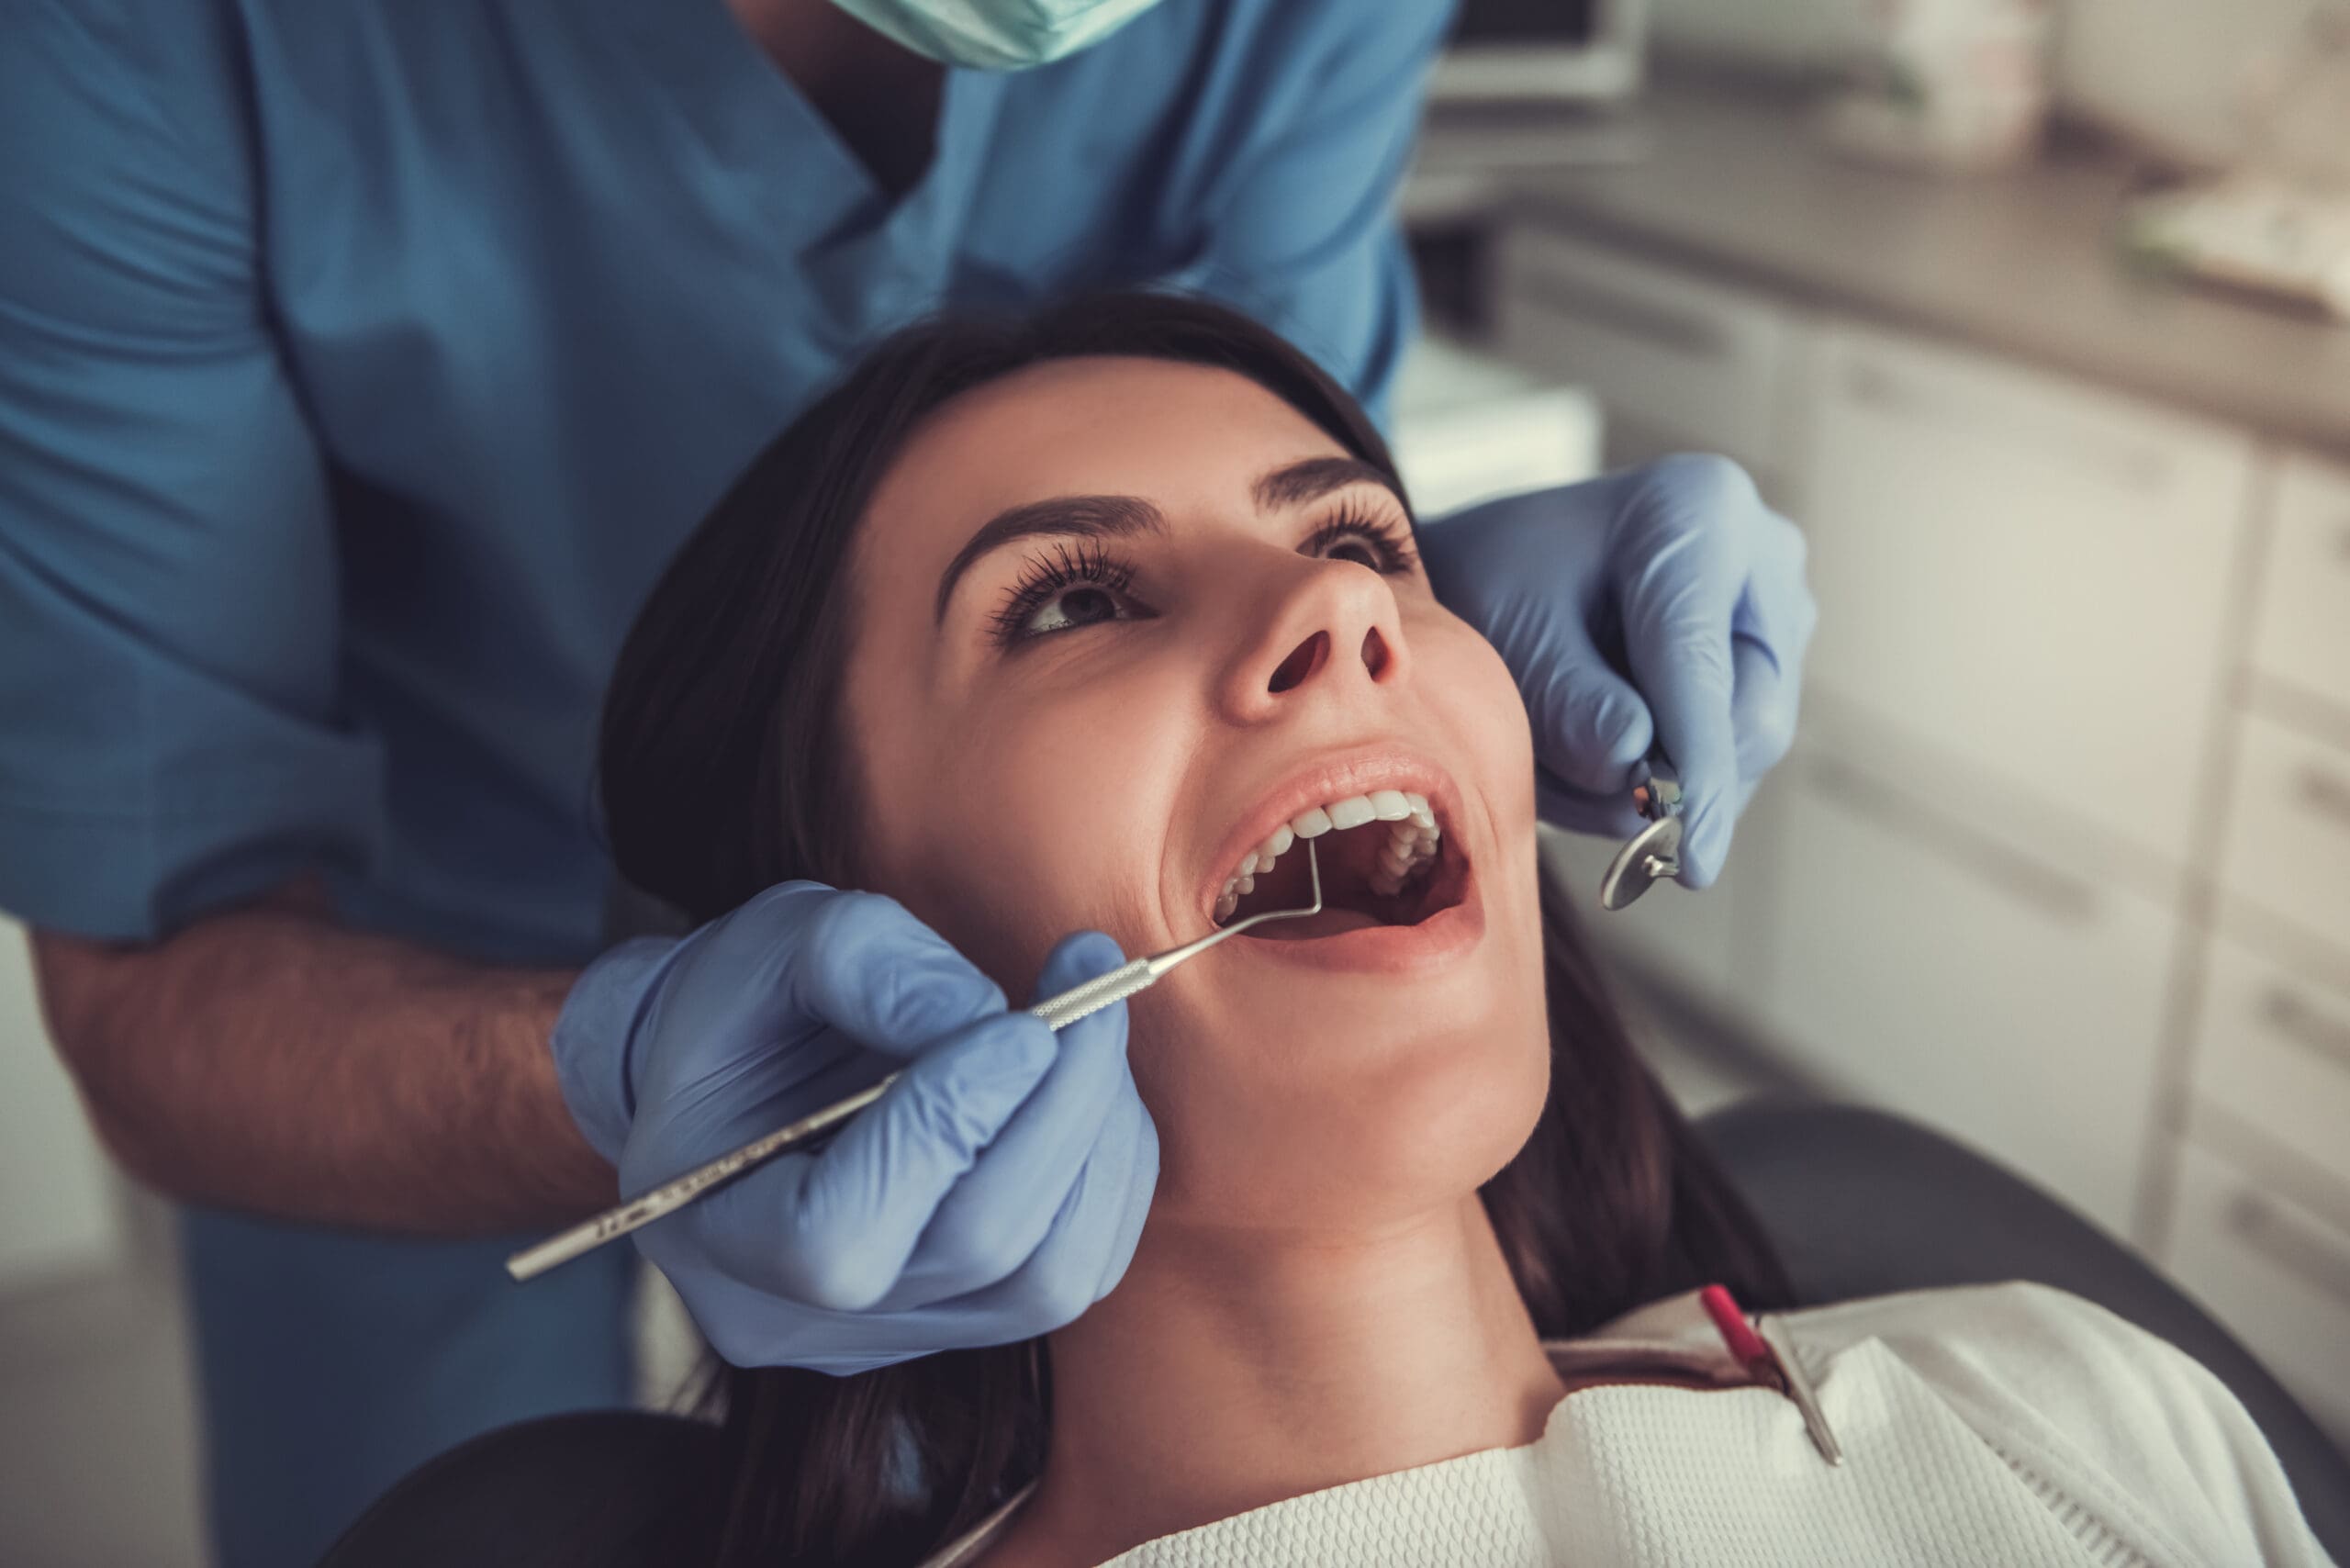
[{"left": 599, "top": 293, "right": 1790, "bottom": 1567}]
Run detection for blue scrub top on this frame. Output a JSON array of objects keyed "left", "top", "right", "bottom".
[{"left": 0, "top": 0, "right": 1446, "bottom": 962}]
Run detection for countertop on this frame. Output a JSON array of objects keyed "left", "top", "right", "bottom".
[{"left": 1415, "top": 73, "right": 2350, "bottom": 462}]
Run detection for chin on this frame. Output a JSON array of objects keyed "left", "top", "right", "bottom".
[{"left": 1143, "top": 984, "right": 1553, "bottom": 1234}]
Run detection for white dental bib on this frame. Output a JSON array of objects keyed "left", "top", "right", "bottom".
[{"left": 921, "top": 1283, "right": 2333, "bottom": 1568}]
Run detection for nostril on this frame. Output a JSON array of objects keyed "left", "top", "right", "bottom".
[
  {"left": 1267, "top": 630, "right": 1327, "bottom": 694},
  {"left": 1360, "top": 626, "right": 1390, "bottom": 679}
]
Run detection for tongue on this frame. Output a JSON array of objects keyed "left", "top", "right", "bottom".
[{"left": 1242, "top": 904, "right": 1388, "bottom": 942}]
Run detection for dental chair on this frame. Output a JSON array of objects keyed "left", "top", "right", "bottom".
[{"left": 319, "top": 1101, "right": 2350, "bottom": 1566}]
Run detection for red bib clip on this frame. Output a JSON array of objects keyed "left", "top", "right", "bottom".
[{"left": 1701, "top": 1283, "right": 1844, "bottom": 1466}]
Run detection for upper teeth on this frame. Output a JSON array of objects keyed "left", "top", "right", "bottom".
[{"left": 1214, "top": 790, "right": 1441, "bottom": 924}]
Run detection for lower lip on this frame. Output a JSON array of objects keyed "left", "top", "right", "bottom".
[{"left": 1228, "top": 870, "right": 1485, "bottom": 975}]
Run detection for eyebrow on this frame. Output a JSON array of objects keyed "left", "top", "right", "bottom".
[
  {"left": 931, "top": 456, "right": 1407, "bottom": 625},
  {"left": 1252, "top": 455, "right": 1402, "bottom": 512},
  {"left": 933, "top": 494, "right": 1167, "bottom": 624}
]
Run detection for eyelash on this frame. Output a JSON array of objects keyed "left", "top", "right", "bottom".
[
  {"left": 986, "top": 539, "right": 1138, "bottom": 647},
  {"left": 986, "top": 501, "right": 1419, "bottom": 649}
]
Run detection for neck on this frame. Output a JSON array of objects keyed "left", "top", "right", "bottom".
[
  {"left": 726, "top": 0, "right": 945, "bottom": 195},
  {"left": 1002, "top": 1196, "right": 1566, "bottom": 1566}
]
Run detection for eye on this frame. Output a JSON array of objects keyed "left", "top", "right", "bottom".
[
  {"left": 990, "top": 540, "right": 1147, "bottom": 647},
  {"left": 1302, "top": 496, "right": 1417, "bottom": 576}
]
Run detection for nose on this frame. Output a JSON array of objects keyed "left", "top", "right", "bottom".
[{"left": 1217, "top": 553, "right": 1409, "bottom": 726}]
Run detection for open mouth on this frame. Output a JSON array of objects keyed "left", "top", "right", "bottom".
[{"left": 1207, "top": 783, "right": 1472, "bottom": 943}]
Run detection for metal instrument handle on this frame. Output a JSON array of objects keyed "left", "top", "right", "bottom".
[{"left": 508, "top": 845, "right": 1323, "bottom": 1282}]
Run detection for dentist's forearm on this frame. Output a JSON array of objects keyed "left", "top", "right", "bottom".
[{"left": 28, "top": 887, "right": 616, "bottom": 1233}]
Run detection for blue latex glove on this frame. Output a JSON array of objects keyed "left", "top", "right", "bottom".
[
  {"left": 554, "top": 884, "right": 1156, "bottom": 1373},
  {"left": 1420, "top": 454, "right": 1816, "bottom": 889}
]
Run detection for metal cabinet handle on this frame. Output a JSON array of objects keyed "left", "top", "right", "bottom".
[
  {"left": 2299, "top": 766, "right": 2350, "bottom": 835},
  {"left": 2226, "top": 1190, "right": 2350, "bottom": 1310},
  {"left": 2264, "top": 986, "right": 2350, "bottom": 1075},
  {"left": 1803, "top": 756, "right": 2098, "bottom": 924},
  {"left": 1512, "top": 266, "right": 1730, "bottom": 363},
  {"left": 1837, "top": 355, "right": 2171, "bottom": 494}
]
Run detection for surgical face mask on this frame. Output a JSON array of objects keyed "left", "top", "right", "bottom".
[{"left": 828, "top": 0, "right": 1167, "bottom": 71}]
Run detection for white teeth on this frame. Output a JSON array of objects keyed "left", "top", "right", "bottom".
[{"left": 1217, "top": 786, "right": 1449, "bottom": 924}]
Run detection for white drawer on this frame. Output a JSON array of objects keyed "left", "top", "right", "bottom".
[
  {"left": 1797, "top": 321, "right": 2256, "bottom": 868},
  {"left": 1757, "top": 748, "right": 2172, "bottom": 1237},
  {"left": 1494, "top": 228, "right": 1798, "bottom": 476},
  {"left": 2252, "top": 452, "right": 2350, "bottom": 710},
  {"left": 2188, "top": 941, "right": 2350, "bottom": 1194},
  {"left": 2220, "top": 712, "right": 2350, "bottom": 957},
  {"left": 2165, "top": 1137, "right": 2350, "bottom": 1444}
]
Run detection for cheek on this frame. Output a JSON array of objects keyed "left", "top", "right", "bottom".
[
  {"left": 853, "top": 656, "right": 1201, "bottom": 995},
  {"left": 1436, "top": 614, "right": 1539, "bottom": 816}
]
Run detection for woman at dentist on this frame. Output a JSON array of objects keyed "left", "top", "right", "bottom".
[{"left": 0, "top": 1, "right": 1813, "bottom": 1564}]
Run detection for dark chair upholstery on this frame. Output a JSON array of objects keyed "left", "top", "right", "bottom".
[
  {"left": 317, "top": 1409, "right": 717, "bottom": 1568},
  {"left": 320, "top": 1100, "right": 2350, "bottom": 1566}
]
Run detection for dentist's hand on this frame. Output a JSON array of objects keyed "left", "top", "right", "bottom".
[
  {"left": 1420, "top": 454, "right": 1816, "bottom": 888},
  {"left": 553, "top": 884, "right": 1156, "bottom": 1373}
]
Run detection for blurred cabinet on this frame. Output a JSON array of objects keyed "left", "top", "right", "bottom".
[
  {"left": 2188, "top": 942, "right": 2350, "bottom": 1204},
  {"left": 2220, "top": 711, "right": 2350, "bottom": 956},
  {"left": 2250, "top": 455, "right": 2350, "bottom": 703},
  {"left": 1758, "top": 750, "right": 2170, "bottom": 1236},
  {"left": 2176, "top": 936, "right": 2350, "bottom": 1448},
  {"left": 1797, "top": 324, "right": 2253, "bottom": 868},
  {"left": 1494, "top": 229, "right": 1802, "bottom": 495},
  {"left": 1491, "top": 218, "right": 2350, "bottom": 1432},
  {"left": 2166, "top": 1138, "right": 2350, "bottom": 1444},
  {"left": 0, "top": 922, "right": 123, "bottom": 1293}
]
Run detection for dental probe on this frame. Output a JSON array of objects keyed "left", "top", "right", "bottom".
[{"left": 507, "top": 841, "right": 1323, "bottom": 1282}]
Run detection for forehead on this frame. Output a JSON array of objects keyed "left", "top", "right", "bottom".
[{"left": 858, "top": 356, "right": 1354, "bottom": 568}]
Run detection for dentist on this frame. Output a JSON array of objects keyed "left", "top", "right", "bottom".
[{"left": 0, "top": 1, "right": 1815, "bottom": 1563}]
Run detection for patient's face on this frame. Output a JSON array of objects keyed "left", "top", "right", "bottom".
[{"left": 843, "top": 357, "right": 1549, "bottom": 1234}]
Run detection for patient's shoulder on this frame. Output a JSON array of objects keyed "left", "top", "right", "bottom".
[
  {"left": 1780, "top": 1283, "right": 2330, "bottom": 1566},
  {"left": 1784, "top": 1280, "right": 2256, "bottom": 1450},
  {"left": 1783, "top": 1278, "right": 2177, "bottom": 1367}
]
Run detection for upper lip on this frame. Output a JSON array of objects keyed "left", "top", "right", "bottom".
[{"left": 1196, "top": 745, "right": 1469, "bottom": 925}]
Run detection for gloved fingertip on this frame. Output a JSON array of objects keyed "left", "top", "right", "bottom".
[
  {"left": 1536, "top": 681, "right": 1656, "bottom": 797},
  {"left": 1598, "top": 695, "right": 1656, "bottom": 772},
  {"left": 1031, "top": 929, "right": 1128, "bottom": 1002},
  {"left": 1675, "top": 803, "right": 1733, "bottom": 891}
]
